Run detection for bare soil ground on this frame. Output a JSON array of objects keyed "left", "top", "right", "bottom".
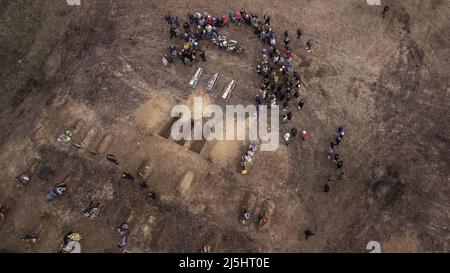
[{"left": 0, "top": 0, "right": 449, "bottom": 252}]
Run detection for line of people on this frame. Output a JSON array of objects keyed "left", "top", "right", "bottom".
[{"left": 324, "top": 126, "right": 346, "bottom": 192}]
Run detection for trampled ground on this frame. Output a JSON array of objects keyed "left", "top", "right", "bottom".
[{"left": 0, "top": 0, "right": 449, "bottom": 252}]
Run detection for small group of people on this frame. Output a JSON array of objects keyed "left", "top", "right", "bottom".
[
  {"left": 58, "top": 221, "right": 130, "bottom": 252},
  {"left": 37, "top": 151, "right": 153, "bottom": 249},
  {"left": 22, "top": 233, "right": 39, "bottom": 244},
  {"left": 58, "top": 222, "right": 129, "bottom": 252},
  {"left": 163, "top": 42, "right": 207, "bottom": 67},
  {"left": 324, "top": 126, "right": 346, "bottom": 192},
  {"left": 240, "top": 144, "right": 258, "bottom": 175},
  {"left": 284, "top": 128, "right": 309, "bottom": 146},
  {"left": 328, "top": 126, "right": 345, "bottom": 167},
  {"left": 115, "top": 157, "right": 159, "bottom": 204},
  {"left": 251, "top": 13, "right": 312, "bottom": 53},
  {"left": 241, "top": 206, "right": 270, "bottom": 226},
  {"left": 139, "top": 181, "right": 158, "bottom": 201},
  {"left": 58, "top": 222, "right": 130, "bottom": 252}
]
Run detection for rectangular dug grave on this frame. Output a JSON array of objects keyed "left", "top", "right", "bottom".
[
  {"left": 95, "top": 133, "right": 114, "bottom": 154},
  {"left": 71, "top": 119, "right": 86, "bottom": 136},
  {"left": 175, "top": 119, "right": 195, "bottom": 146},
  {"left": 26, "top": 158, "right": 41, "bottom": 177},
  {"left": 160, "top": 116, "right": 181, "bottom": 139},
  {"left": 240, "top": 191, "right": 258, "bottom": 225},
  {"left": 189, "top": 139, "right": 207, "bottom": 154},
  {"left": 81, "top": 127, "right": 99, "bottom": 149},
  {"left": 71, "top": 121, "right": 89, "bottom": 144},
  {"left": 256, "top": 199, "right": 275, "bottom": 230},
  {"left": 188, "top": 121, "right": 210, "bottom": 154}
]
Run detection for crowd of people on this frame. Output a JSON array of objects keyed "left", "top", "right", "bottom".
[
  {"left": 162, "top": 9, "right": 314, "bottom": 69},
  {"left": 6, "top": 6, "right": 358, "bottom": 252},
  {"left": 164, "top": 9, "right": 314, "bottom": 151},
  {"left": 163, "top": 11, "right": 232, "bottom": 66},
  {"left": 233, "top": 10, "right": 314, "bottom": 148},
  {"left": 165, "top": 10, "right": 264, "bottom": 66}
]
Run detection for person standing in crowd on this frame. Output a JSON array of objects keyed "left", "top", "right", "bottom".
[
  {"left": 297, "top": 28, "right": 303, "bottom": 39},
  {"left": 297, "top": 97, "right": 305, "bottom": 111}
]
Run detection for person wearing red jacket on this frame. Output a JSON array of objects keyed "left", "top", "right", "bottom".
[
  {"left": 223, "top": 15, "right": 230, "bottom": 27},
  {"left": 301, "top": 130, "right": 309, "bottom": 141},
  {"left": 235, "top": 11, "right": 242, "bottom": 24}
]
